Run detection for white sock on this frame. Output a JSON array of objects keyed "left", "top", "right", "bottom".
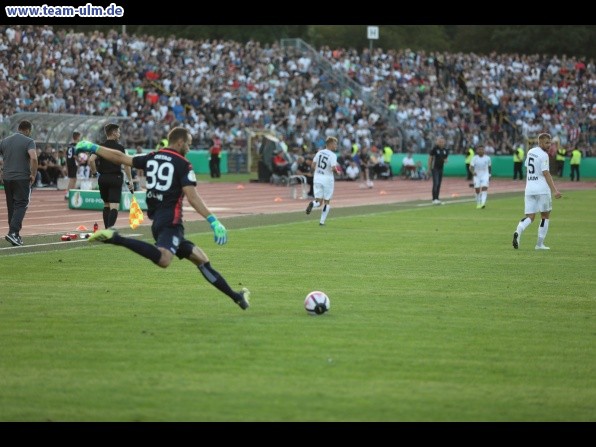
[
  {"left": 481, "top": 191, "right": 487, "bottom": 205},
  {"left": 320, "top": 204, "right": 330, "bottom": 224},
  {"left": 537, "top": 218, "right": 549, "bottom": 246},
  {"left": 475, "top": 193, "right": 480, "bottom": 205},
  {"left": 312, "top": 201, "right": 321, "bottom": 209},
  {"left": 516, "top": 217, "right": 532, "bottom": 235}
]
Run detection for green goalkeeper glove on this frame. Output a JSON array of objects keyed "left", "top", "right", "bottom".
[
  {"left": 75, "top": 140, "right": 99, "bottom": 154},
  {"left": 207, "top": 214, "right": 227, "bottom": 245}
]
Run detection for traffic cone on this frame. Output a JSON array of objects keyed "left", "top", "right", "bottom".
[
  {"left": 76, "top": 225, "right": 88, "bottom": 231},
  {"left": 236, "top": 184, "right": 245, "bottom": 190},
  {"left": 274, "top": 197, "right": 283, "bottom": 202},
  {"left": 379, "top": 190, "right": 388, "bottom": 195}
]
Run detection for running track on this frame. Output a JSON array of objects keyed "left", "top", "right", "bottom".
[{"left": 1, "top": 178, "right": 593, "bottom": 238}]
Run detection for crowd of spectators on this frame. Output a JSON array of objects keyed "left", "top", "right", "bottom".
[{"left": 1, "top": 25, "right": 594, "bottom": 164}]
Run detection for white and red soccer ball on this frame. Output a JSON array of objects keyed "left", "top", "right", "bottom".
[{"left": 304, "top": 291, "right": 330, "bottom": 316}]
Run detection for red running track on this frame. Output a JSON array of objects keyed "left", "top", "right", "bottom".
[{"left": 1, "top": 177, "right": 593, "bottom": 238}]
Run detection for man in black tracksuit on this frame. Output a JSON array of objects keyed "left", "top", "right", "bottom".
[
  {"left": 428, "top": 136, "right": 449, "bottom": 204},
  {"left": 89, "top": 123, "right": 134, "bottom": 229}
]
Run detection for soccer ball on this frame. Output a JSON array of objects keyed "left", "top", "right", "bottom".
[{"left": 304, "top": 291, "right": 330, "bottom": 315}]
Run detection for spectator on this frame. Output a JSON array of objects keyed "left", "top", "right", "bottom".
[
  {"left": 369, "top": 147, "right": 390, "bottom": 180},
  {"left": 358, "top": 146, "right": 373, "bottom": 188},
  {"left": 345, "top": 160, "right": 360, "bottom": 181},
  {"left": 413, "top": 161, "right": 429, "bottom": 180},
  {"left": 209, "top": 136, "right": 222, "bottom": 178},
  {"left": 296, "top": 155, "right": 314, "bottom": 197},
  {"left": 0, "top": 26, "right": 593, "bottom": 161},
  {"left": 37, "top": 147, "right": 62, "bottom": 186},
  {"left": 402, "top": 150, "right": 416, "bottom": 179},
  {"left": 272, "top": 149, "right": 291, "bottom": 178},
  {"left": 56, "top": 149, "right": 67, "bottom": 178}
]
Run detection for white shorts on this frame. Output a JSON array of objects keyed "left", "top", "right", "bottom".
[
  {"left": 524, "top": 194, "right": 552, "bottom": 214},
  {"left": 314, "top": 181, "right": 335, "bottom": 201},
  {"left": 473, "top": 174, "right": 490, "bottom": 189}
]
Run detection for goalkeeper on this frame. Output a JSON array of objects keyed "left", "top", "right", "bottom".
[{"left": 75, "top": 127, "right": 250, "bottom": 310}]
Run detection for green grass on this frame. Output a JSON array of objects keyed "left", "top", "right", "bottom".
[{"left": 0, "top": 190, "right": 594, "bottom": 421}]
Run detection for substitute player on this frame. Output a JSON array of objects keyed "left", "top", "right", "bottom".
[
  {"left": 305, "top": 136, "right": 341, "bottom": 226},
  {"left": 512, "top": 133, "right": 562, "bottom": 250},
  {"left": 469, "top": 144, "right": 491, "bottom": 209},
  {"left": 75, "top": 127, "right": 250, "bottom": 310}
]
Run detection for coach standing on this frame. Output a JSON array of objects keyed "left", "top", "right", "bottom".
[
  {"left": 428, "top": 136, "right": 449, "bottom": 205},
  {"left": 0, "top": 120, "right": 38, "bottom": 246}
]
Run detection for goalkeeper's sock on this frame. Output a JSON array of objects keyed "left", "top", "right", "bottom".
[
  {"left": 103, "top": 207, "right": 110, "bottom": 229},
  {"left": 537, "top": 218, "right": 549, "bottom": 246},
  {"left": 110, "top": 233, "right": 162, "bottom": 264},
  {"left": 516, "top": 217, "right": 532, "bottom": 235},
  {"left": 198, "top": 262, "right": 240, "bottom": 300},
  {"left": 107, "top": 209, "right": 119, "bottom": 228},
  {"left": 320, "top": 204, "right": 330, "bottom": 224}
]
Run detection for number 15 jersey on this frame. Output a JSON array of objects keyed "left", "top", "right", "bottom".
[{"left": 313, "top": 148, "right": 338, "bottom": 185}]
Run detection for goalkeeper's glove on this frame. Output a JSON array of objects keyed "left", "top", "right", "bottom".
[
  {"left": 75, "top": 140, "right": 99, "bottom": 154},
  {"left": 207, "top": 214, "right": 227, "bottom": 245}
]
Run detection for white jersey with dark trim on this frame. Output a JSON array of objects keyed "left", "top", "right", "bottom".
[
  {"left": 524, "top": 147, "right": 551, "bottom": 195},
  {"left": 313, "top": 149, "right": 337, "bottom": 183},
  {"left": 470, "top": 154, "right": 491, "bottom": 176}
]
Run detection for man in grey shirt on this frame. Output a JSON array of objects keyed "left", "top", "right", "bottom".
[{"left": 0, "top": 120, "right": 38, "bottom": 246}]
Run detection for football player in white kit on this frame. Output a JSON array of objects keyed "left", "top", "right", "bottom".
[
  {"left": 469, "top": 144, "right": 492, "bottom": 209},
  {"left": 512, "top": 133, "right": 562, "bottom": 250},
  {"left": 305, "top": 137, "right": 341, "bottom": 226}
]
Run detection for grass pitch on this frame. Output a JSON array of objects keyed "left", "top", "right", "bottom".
[{"left": 0, "top": 190, "right": 594, "bottom": 421}]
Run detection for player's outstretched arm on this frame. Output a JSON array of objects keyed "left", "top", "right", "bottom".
[
  {"left": 184, "top": 185, "right": 227, "bottom": 245},
  {"left": 75, "top": 140, "right": 133, "bottom": 167}
]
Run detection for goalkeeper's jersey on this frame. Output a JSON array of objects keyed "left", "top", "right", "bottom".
[{"left": 132, "top": 148, "right": 197, "bottom": 223}]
